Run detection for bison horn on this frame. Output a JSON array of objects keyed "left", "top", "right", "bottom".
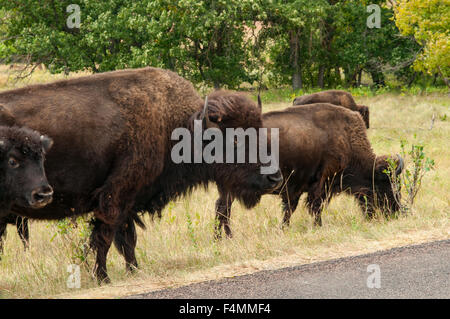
[
  {"left": 395, "top": 154, "right": 404, "bottom": 175},
  {"left": 202, "top": 96, "right": 211, "bottom": 128}
]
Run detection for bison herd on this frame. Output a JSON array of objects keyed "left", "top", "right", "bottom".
[{"left": 0, "top": 67, "right": 403, "bottom": 283}]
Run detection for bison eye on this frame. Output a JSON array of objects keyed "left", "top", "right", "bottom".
[{"left": 8, "top": 157, "right": 19, "bottom": 169}]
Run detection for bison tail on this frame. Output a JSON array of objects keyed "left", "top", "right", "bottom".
[{"left": 132, "top": 213, "right": 146, "bottom": 229}]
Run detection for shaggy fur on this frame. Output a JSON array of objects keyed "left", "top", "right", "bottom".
[
  {"left": 214, "top": 103, "right": 402, "bottom": 238},
  {"left": 116, "top": 91, "right": 283, "bottom": 267},
  {"left": 0, "top": 69, "right": 280, "bottom": 282},
  {"left": 293, "top": 90, "right": 370, "bottom": 128}
]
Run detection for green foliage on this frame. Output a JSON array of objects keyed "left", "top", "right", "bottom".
[
  {"left": 49, "top": 217, "right": 92, "bottom": 265},
  {"left": 399, "top": 138, "right": 435, "bottom": 208},
  {"left": 0, "top": 0, "right": 446, "bottom": 89},
  {"left": 386, "top": 138, "right": 435, "bottom": 214},
  {"left": 395, "top": 0, "right": 450, "bottom": 81}
]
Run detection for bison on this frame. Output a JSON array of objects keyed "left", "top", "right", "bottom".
[
  {"left": 214, "top": 102, "right": 402, "bottom": 238},
  {"left": 0, "top": 67, "right": 281, "bottom": 282},
  {"left": 293, "top": 90, "right": 370, "bottom": 128},
  {"left": 0, "top": 125, "right": 53, "bottom": 255}
]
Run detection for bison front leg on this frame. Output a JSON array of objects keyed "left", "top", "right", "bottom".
[
  {"left": 280, "top": 187, "right": 301, "bottom": 227},
  {"left": 0, "top": 218, "right": 6, "bottom": 257},
  {"left": 113, "top": 216, "right": 138, "bottom": 272},
  {"left": 306, "top": 189, "right": 332, "bottom": 227},
  {"left": 214, "top": 192, "right": 234, "bottom": 240},
  {"left": 90, "top": 218, "right": 116, "bottom": 284},
  {"left": 16, "top": 217, "right": 29, "bottom": 250}
]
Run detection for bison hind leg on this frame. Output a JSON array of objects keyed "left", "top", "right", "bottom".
[
  {"left": 306, "top": 187, "right": 334, "bottom": 227},
  {"left": 113, "top": 216, "right": 138, "bottom": 272}
]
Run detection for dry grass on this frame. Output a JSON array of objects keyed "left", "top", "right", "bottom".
[
  {"left": 0, "top": 67, "right": 448, "bottom": 298},
  {"left": 0, "top": 64, "right": 90, "bottom": 92}
]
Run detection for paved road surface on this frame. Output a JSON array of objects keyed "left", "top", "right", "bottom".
[{"left": 129, "top": 240, "right": 450, "bottom": 299}]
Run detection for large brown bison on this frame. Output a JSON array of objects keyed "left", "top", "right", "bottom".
[
  {"left": 0, "top": 67, "right": 281, "bottom": 282},
  {"left": 0, "top": 125, "right": 53, "bottom": 255},
  {"left": 214, "top": 103, "right": 402, "bottom": 238},
  {"left": 293, "top": 90, "right": 370, "bottom": 128}
]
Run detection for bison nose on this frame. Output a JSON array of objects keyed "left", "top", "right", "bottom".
[
  {"left": 266, "top": 170, "right": 283, "bottom": 188},
  {"left": 29, "top": 185, "right": 53, "bottom": 208}
]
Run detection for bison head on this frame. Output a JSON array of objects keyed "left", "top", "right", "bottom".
[
  {"left": 194, "top": 91, "right": 282, "bottom": 208},
  {"left": 356, "top": 154, "right": 403, "bottom": 215},
  {"left": 0, "top": 126, "right": 54, "bottom": 210}
]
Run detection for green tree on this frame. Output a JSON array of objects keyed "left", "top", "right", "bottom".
[
  {"left": 261, "top": 0, "right": 329, "bottom": 90},
  {"left": 0, "top": 0, "right": 258, "bottom": 88},
  {"left": 395, "top": 0, "right": 450, "bottom": 87}
]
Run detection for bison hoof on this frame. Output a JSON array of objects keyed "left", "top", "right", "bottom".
[
  {"left": 126, "top": 262, "right": 138, "bottom": 273},
  {"left": 97, "top": 275, "right": 111, "bottom": 285}
]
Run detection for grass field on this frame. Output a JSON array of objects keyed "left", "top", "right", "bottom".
[{"left": 0, "top": 66, "right": 448, "bottom": 298}]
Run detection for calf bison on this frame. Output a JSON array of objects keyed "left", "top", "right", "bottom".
[
  {"left": 0, "top": 125, "right": 53, "bottom": 255},
  {"left": 214, "top": 103, "right": 402, "bottom": 238},
  {"left": 293, "top": 90, "right": 370, "bottom": 128},
  {"left": 0, "top": 67, "right": 281, "bottom": 282}
]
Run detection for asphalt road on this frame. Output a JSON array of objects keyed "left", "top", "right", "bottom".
[{"left": 129, "top": 239, "right": 449, "bottom": 299}]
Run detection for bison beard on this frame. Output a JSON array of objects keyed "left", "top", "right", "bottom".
[{"left": 0, "top": 69, "right": 280, "bottom": 283}]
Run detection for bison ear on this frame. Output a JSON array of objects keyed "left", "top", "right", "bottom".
[
  {"left": 40, "top": 135, "right": 53, "bottom": 153},
  {"left": 0, "top": 104, "right": 16, "bottom": 126}
]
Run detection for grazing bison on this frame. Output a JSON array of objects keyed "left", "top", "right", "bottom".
[
  {"left": 112, "top": 90, "right": 283, "bottom": 265},
  {"left": 214, "top": 103, "right": 402, "bottom": 238},
  {"left": 0, "top": 126, "right": 53, "bottom": 255},
  {"left": 293, "top": 90, "right": 370, "bottom": 128},
  {"left": 0, "top": 68, "right": 281, "bottom": 282}
]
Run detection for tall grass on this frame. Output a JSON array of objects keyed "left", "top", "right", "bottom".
[{"left": 0, "top": 67, "right": 448, "bottom": 298}]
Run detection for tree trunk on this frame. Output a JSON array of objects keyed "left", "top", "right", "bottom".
[
  {"left": 293, "top": 72, "right": 302, "bottom": 91},
  {"left": 290, "top": 29, "right": 302, "bottom": 90},
  {"left": 335, "top": 67, "right": 341, "bottom": 85},
  {"left": 357, "top": 69, "right": 362, "bottom": 87},
  {"left": 437, "top": 67, "right": 450, "bottom": 89},
  {"left": 318, "top": 65, "right": 325, "bottom": 88},
  {"left": 407, "top": 72, "right": 417, "bottom": 88},
  {"left": 370, "top": 70, "right": 385, "bottom": 87}
]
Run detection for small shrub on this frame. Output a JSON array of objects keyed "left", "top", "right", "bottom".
[{"left": 386, "top": 138, "right": 435, "bottom": 214}]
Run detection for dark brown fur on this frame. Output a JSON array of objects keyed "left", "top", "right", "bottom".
[
  {"left": 0, "top": 69, "right": 280, "bottom": 282},
  {"left": 0, "top": 126, "right": 53, "bottom": 255},
  {"left": 214, "top": 103, "right": 401, "bottom": 238},
  {"left": 293, "top": 90, "right": 370, "bottom": 128}
]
